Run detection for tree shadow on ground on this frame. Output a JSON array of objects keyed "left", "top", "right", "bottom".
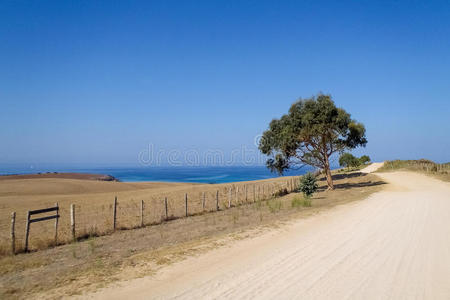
[
  {"left": 317, "top": 172, "right": 387, "bottom": 191},
  {"left": 318, "top": 172, "right": 367, "bottom": 181},
  {"left": 317, "top": 180, "right": 386, "bottom": 191}
]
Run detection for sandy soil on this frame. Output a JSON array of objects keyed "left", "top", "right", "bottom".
[
  {"left": 360, "top": 162, "right": 384, "bottom": 173},
  {"left": 87, "top": 170, "right": 450, "bottom": 299}
]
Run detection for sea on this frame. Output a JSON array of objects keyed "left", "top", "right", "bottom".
[{"left": 0, "top": 165, "right": 315, "bottom": 184}]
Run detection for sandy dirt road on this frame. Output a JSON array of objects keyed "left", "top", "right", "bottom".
[{"left": 87, "top": 171, "right": 450, "bottom": 299}]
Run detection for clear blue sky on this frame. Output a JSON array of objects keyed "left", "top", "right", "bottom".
[{"left": 1, "top": 0, "right": 449, "bottom": 167}]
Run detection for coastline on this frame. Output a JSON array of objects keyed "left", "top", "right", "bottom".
[
  {"left": 0, "top": 165, "right": 314, "bottom": 184},
  {"left": 0, "top": 172, "right": 119, "bottom": 182}
]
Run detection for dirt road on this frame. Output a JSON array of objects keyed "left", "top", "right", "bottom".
[{"left": 87, "top": 171, "right": 450, "bottom": 299}]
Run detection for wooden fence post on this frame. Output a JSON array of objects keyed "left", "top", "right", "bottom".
[
  {"left": 236, "top": 186, "right": 239, "bottom": 204},
  {"left": 185, "top": 193, "right": 188, "bottom": 217},
  {"left": 70, "top": 204, "right": 76, "bottom": 241},
  {"left": 113, "top": 196, "right": 117, "bottom": 231},
  {"left": 202, "top": 192, "right": 206, "bottom": 211},
  {"left": 253, "top": 185, "right": 256, "bottom": 202},
  {"left": 257, "top": 185, "right": 260, "bottom": 201},
  {"left": 24, "top": 211, "right": 31, "bottom": 252},
  {"left": 245, "top": 185, "right": 248, "bottom": 202},
  {"left": 228, "top": 187, "right": 232, "bottom": 208},
  {"left": 54, "top": 202, "right": 59, "bottom": 246},
  {"left": 140, "top": 200, "right": 144, "bottom": 227},
  {"left": 216, "top": 190, "right": 219, "bottom": 211},
  {"left": 11, "top": 212, "right": 16, "bottom": 255},
  {"left": 165, "top": 197, "right": 168, "bottom": 220}
]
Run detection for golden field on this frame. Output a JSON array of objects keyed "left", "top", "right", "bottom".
[{"left": 0, "top": 174, "right": 297, "bottom": 255}]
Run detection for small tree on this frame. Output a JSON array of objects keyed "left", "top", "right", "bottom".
[
  {"left": 339, "top": 153, "right": 359, "bottom": 170},
  {"left": 299, "top": 172, "right": 318, "bottom": 198},
  {"left": 359, "top": 155, "right": 371, "bottom": 165}
]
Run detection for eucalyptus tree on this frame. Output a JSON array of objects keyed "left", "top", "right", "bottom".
[{"left": 259, "top": 94, "right": 367, "bottom": 189}]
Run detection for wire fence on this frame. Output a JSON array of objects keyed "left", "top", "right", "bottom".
[
  {"left": 381, "top": 160, "right": 450, "bottom": 174},
  {"left": 1, "top": 176, "right": 301, "bottom": 256}
]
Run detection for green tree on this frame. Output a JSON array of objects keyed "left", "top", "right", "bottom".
[
  {"left": 299, "top": 172, "right": 318, "bottom": 198},
  {"left": 359, "top": 155, "right": 371, "bottom": 165},
  {"left": 339, "top": 152, "right": 359, "bottom": 170},
  {"left": 259, "top": 94, "right": 367, "bottom": 189}
]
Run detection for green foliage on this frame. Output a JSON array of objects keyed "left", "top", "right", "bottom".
[
  {"left": 339, "top": 153, "right": 371, "bottom": 169},
  {"left": 258, "top": 93, "right": 367, "bottom": 189},
  {"left": 291, "top": 196, "right": 312, "bottom": 208},
  {"left": 359, "top": 155, "right": 371, "bottom": 165},
  {"left": 298, "top": 172, "right": 318, "bottom": 197},
  {"left": 339, "top": 152, "right": 359, "bottom": 169}
]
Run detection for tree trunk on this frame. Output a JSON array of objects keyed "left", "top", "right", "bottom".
[
  {"left": 324, "top": 155, "right": 334, "bottom": 190},
  {"left": 325, "top": 167, "right": 334, "bottom": 190}
]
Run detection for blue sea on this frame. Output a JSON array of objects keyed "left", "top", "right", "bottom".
[{"left": 0, "top": 165, "right": 314, "bottom": 184}]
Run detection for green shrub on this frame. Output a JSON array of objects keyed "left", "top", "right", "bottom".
[{"left": 298, "top": 172, "right": 318, "bottom": 198}]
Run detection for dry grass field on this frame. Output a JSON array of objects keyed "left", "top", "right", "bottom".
[
  {"left": 377, "top": 159, "right": 450, "bottom": 181},
  {"left": 0, "top": 174, "right": 299, "bottom": 255},
  {"left": 0, "top": 171, "right": 385, "bottom": 299}
]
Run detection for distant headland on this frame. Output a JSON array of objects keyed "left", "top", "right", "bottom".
[{"left": 0, "top": 172, "right": 119, "bottom": 182}]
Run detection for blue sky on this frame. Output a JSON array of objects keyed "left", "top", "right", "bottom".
[{"left": 1, "top": 0, "right": 449, "bottom": 167}]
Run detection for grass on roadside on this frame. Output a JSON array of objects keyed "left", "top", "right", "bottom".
[
  {"left": 291, "top": 196, "right": 312, "bottom": 208},
  {"left": 377, "top": 159, "right": 450, "bottom": 182}
]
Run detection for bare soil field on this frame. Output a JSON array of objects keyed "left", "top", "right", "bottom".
[
  {"left": 0, "top": 172, "right": 384, "bottom": 299},
  {"left": 88, "top": 171, "right": 450, "bottom": 300}
]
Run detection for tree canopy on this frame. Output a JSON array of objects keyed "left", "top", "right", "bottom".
[
  {"left": 339, "top": 153, "right": 371, "bottom": 169},
  {"left": 359, "top": 155, "right": 371, "bottom": 165},
  {"left": 258, "top": 94, "right": 367, "bottom": 189},
  {"left": 339, "top": 152, "right": 360, "bottom": 169}
]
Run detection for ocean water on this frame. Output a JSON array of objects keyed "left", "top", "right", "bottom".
[{"left": 0, "top": 165, "right": 313, "bottom": 184}]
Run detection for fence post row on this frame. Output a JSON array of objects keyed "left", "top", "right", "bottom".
[{"left": 14, "top": 175, "right": 312, "bottom": 254}]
